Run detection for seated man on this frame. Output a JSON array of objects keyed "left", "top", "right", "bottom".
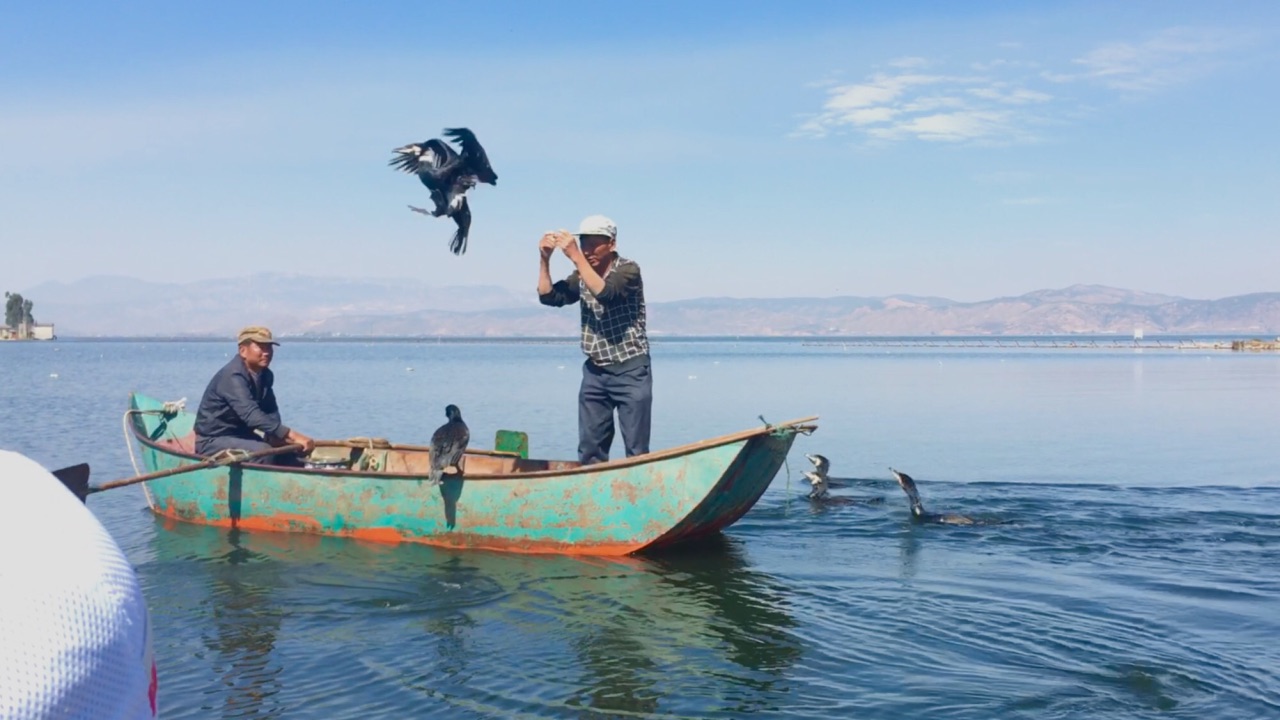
[{"left": 194, "top": 326, "right": 314, "bottom": 466}]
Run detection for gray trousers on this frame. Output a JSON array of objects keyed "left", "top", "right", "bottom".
[
  {"left": 194, "top": 435, "right": 305, "bottom": 467},
  {"left": 579, "top": 359, "right": 652, "bottom": 465}
]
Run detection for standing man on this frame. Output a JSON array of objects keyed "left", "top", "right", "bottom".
[
  {"left": 538, "top": 215, "right": 652, "bottom": 465},
  {"left": 194, "top": 326, "right": 315, "bottom": 466}
]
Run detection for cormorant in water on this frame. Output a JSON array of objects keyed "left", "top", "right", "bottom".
[
  {"left": 805, "top": 453, "right": 857, "bottom": 488},
  {"left": 803, "top": 454, "right": 883, "bottom": 505},
  {"left": 889, "top": 467, "right": 995, "bottom": 525}
]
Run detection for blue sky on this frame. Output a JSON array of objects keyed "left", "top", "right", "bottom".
[{"left": 2, "top": 1, "right": 1277, "bottom": 303}]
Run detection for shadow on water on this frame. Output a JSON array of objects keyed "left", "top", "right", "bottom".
[
  {"left": 205, "top": 526, "right": 284, "bottom": 719},
  {"left": 644, "top": 535, "right": 801, "bottom": 673},
  {"left": 142, "top": 522, "right": 801, "bottom": 719},
  {"left": 140, "top": 521, "right": 288, "bottom": 719},
  {"left": 560, "top": 536, "right": 803, "bottom": 717}
]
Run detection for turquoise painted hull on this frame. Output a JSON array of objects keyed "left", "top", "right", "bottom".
[{"left": 126, "top": 393, "right": 816, "bottom": 555}]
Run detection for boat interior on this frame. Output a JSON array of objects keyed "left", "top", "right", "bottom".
[{"left": 152, "top": 432, "right": 582, "bottom": 476}]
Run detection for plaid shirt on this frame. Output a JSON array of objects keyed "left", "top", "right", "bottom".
[{"left": 539, "top": 256, "right": 649, "bottom": 367}]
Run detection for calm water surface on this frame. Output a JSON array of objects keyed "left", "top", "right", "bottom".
[{"left": 2, "top": 339, "right": 1278, "bottom": 719}]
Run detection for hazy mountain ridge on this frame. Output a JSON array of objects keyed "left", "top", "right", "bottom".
[
  {"left": 18, "top": 277, "right": 1280, "bottom": 337},
  {"left": 22, "top": 274, "right": 536, "bottom": 336}
]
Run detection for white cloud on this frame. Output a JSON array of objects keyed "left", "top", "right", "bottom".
[
  {"left": 844, "top": 107, "right": 898, "bottom": 125},
  {"left": 1071, "top": 28, "right": 1239, "bottom": 92},
  {"left": 800, "top": 70, "right": 1044, "bottom": 143},
  {"left": 873, "top": 110, "right": 1012, "bottom": 142},
  {"left": 887, "top": 56, "right": 930, "bottom": 69},
  {"left": 824, "top": 73, "right": 942, "bottom": 110},
  {"left": 799, "top": 26, "right": 1248, "bottom": 144},
  {"left": 902, "top": 94, "right": 969, "bottom": 113},
  {"left": 968, "top": 86, "right": 1053, "bottom": 104}
]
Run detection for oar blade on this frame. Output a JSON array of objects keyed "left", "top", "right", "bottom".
[{"left": 50, "top": 463, "right": 92, "bottom": 503}]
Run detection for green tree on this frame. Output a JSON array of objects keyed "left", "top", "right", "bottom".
[{"left": 4, "top": 292, "right": 35, "bottom": 327}]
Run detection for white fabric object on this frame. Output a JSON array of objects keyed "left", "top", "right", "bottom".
[{"left": 0, "top": 451, "right": 157, "bottom": 719}]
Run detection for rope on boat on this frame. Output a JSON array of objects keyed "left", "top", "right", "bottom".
[
  {"left": 207, "top": 448, "right": 254, "bottom": 465},
  {"left": 756, "top": 414, "right": 817, "bottom": 511},
  {"left": 121, "top": 398, "right": 188, "bottom": 476},
  {"left": 759, "top": 415, "right": 792, "bottom": 511},
  {"left": 782, "top": 454, "right": 791, "bottom": 515},
  {"left": 343, "top": 436, "right": 393, "bottom": 449}
]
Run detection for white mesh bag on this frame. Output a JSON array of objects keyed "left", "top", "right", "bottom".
[{"left": 0, "top": 451, "right": 157, "bottom": 719}]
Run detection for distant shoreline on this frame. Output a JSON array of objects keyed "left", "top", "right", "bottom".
[{"left": 18, "top": 333, "right": 1280, "bottom": 346}]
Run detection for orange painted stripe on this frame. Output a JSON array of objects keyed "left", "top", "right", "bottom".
[{"left": 150, "top": 507, "right": 647, "bottom": 556}]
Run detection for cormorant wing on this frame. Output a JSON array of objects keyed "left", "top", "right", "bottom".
[
  {"left": 443, "top": 127, "right": 497, "bottom": 184},
  {"left": 429, "top": 417, "right": 470, "bottom": 483},
  {"left": 389, "top": 139, "right": 461, "bottom": 182}
]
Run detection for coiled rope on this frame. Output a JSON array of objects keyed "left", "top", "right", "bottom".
[{"left": 121, "top": 398, "right": 187, "bottom": 476}]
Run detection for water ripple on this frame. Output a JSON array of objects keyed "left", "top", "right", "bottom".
[{"left": 7, "top": 341, "right": 1280, "bottom": 718}]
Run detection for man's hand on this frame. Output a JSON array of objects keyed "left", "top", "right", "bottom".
[
  {"left": 539, "top": 232, "right": 558, "bottom": 261},
  {"left": 552, "top": 230, "right": 583, "bottom": 262},
  {"left": 286, "top": 429, "right": 315, "bottom": 455}
]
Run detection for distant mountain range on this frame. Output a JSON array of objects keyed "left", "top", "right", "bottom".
[{"left": 19, "top": 275, "right": 1280, "bottom": 337}]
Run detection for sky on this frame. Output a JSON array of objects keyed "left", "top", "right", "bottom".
[{"left": 2, "top": 1, "right": 1277, "bottom": 303}]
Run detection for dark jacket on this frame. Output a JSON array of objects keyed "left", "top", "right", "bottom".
[{"left": 193, "top": 356, "right": 289, "bottom": 443}]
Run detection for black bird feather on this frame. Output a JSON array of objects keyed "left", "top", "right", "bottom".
[
  {"left": 429, "top": 404, "right": 470, "bottom": 485},
  {"left": 390, "top": 127, "right": 497, "bottom": 255},
  {"left": 443, "top": 127, "right": 497, "bottom": 185}
]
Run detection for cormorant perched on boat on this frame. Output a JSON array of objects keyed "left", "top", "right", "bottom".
[
  {"left": 429, "top": 404, "right": 470, "bottom": 485},
  {"left": 389, "top": 127, "right": 497, "bottom": 255},
  {"left": 889, "top": 467, "right": 992, "bottom": 525}
]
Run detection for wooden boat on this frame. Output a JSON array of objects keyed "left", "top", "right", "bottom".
[{"left": 125, "top": 393, "right": 817, "bottom": 556}]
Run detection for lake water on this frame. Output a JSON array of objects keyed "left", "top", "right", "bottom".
[{"left": 2, "top": 339, "right": 1278, "bottom": 719}]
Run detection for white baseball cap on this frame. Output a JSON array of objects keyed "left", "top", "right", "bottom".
[{"left": 576, "top": 214, "right": 617, "bottom": 240}]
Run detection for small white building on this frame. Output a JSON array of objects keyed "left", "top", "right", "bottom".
[{"left": 0, "top": 322, "right": 56, "bottom": 340}]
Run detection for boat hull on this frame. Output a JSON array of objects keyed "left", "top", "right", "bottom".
[{"left": 126, "top": 394, "right": 814, "bottom": 555}]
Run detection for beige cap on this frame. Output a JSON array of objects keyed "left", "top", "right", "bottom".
[
  {"left": 237, "top": 326, "right": 279, "bottom": 345},
  {"left": 576, "top": 214, "right": 617, "bottom": 240}
]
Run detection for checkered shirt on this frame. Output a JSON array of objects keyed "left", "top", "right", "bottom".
[
  {"left": 578, "top": 257, "right": 648, "bottom": 366},
  {"left": 540, "top": 256, "right": 649, "bottom": 367}
]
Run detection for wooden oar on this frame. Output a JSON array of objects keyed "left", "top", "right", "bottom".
[{"left": 50, "top": 444, "right": 304, "bottom": 503}]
